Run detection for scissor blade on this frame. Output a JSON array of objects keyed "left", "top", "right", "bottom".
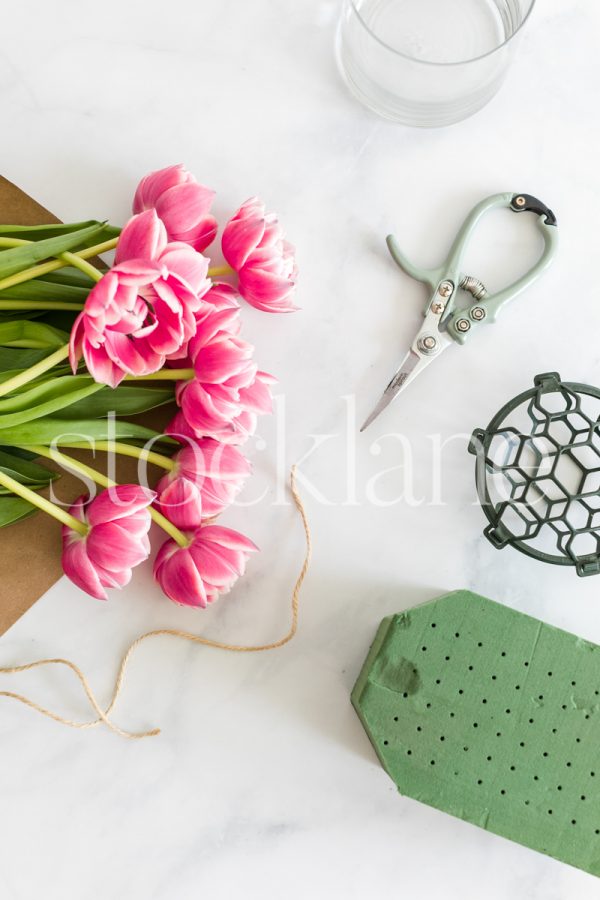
[{"left": 360, "top": 350, "right": 421, "bottom": 432}]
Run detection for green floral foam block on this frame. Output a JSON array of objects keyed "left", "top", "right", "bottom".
[{"left": 352, "top": 590, "right": 600, "bottom": 876}]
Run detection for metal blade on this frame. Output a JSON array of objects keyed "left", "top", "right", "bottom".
[{"left": 360, "top": 349, "right": 421, "bottom": 432}]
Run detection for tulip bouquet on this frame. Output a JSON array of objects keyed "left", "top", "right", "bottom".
[{"left": 0, "top": 165, "right": 297, "bottom": 608}]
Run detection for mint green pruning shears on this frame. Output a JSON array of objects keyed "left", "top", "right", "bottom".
[{"left": 361, "top": 193, "right": 558, "bottom": 432}]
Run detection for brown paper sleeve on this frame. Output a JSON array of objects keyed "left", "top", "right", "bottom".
[{"left": 0, "top": 176, "right": 172, "bottom": 634}]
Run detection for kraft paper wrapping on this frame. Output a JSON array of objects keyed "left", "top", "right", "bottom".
[{"left": 0, "top": 176, "right": 171, "bottom": 634}]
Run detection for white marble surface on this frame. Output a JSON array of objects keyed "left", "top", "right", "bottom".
[{"left": 1, "top": 1, "right": 600, "bottom": 897}]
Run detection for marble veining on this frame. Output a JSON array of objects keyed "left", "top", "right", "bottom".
[{"left": 0, "top": 0, "right": 599, "bottom": 897}]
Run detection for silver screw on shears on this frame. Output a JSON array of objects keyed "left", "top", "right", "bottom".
[{"left": 418, "top": 335, "right": 439, "bottom": 354}]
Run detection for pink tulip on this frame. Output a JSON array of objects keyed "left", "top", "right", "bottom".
[
  {"left": 155, "top": 477, "right": 204, "bottom": 530},
  {"left": 188, "top": 307, "right": 253, "bottom": 383},
  {"left": 203, "top": 281, "right": 241, "bottom": 311},
  {"left": 115, "top": 210, "right": 213, "bottom": 367},
  {"left": 133, "top": 164, "right": 218, "bottom": 252},
  {"left": 69, "top": 257, "right": 206, "bottom": 388},
  {"left": 163, "top": 289, "right": 241, "bottom": 364},
  {"left": 168, "top": 369, "right": 275, "bottom": 445},
  {"left": 164, "top": 410, "right": 258, "bottom": 446},
  {"left": 116, "top": 210, "right": 212, "bottom": 296},
  {"left": 222, "top": 198, "right": 298, "bottom": 313},
  {"left": 154, "top": 524, "right": 257, "bottom": 607},
  {"left": 62, "top": 485, "right": 155, "bottom": 600},
  {"left": 167, "top": 309, "right": 275, "bottom": 443},
  {"left": 163, "top": 305, "right": 257, "bottom": 441},
  {"left": 175, "top": 371, "right": 252, "bottom": 443},
  {"left": 156, "top": 439, "right": 251, "bottom": 527}
]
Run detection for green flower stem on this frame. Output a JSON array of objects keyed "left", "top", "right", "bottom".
[
  {"left": 0, "top": 300, "right": 84, "bottom": 311},
  {"left": 27, "top": 445, "right": 190, "bottom": 548},
  {"left": 126, "top": 368, "right": 195, "bottom": 382},
  {"left": 0, "top": 237, "right": 118, "bottom": 293},
  {"left": 0, "top": 238, "right": 104, "bottom": 283},
  {"left": 59, "top": 251, "right": 104, "bottom": 283},
  {"left": 0, "top": 238, "right": 30, "bottom": 247},
  {"left": 207, "top": 264, "right": 234, "bottom": 278},
  {"left": 0, "top": 344, "right": 70, "bottom": 398},
  {"left": 58, "top": 440, "right": 175, "bottom": 472},
  {"left": 0, "top": 468, "right": 88, "bottom": 535}
]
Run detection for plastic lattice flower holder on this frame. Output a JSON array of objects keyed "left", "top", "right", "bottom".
[
  {"left": 469, "top": 372, "right": 600, "bottom": 577},
  {"left": 352, "top": 590, "right": 600, "bottom": 875}
]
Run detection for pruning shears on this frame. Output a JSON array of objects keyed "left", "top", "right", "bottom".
[{"left": 361, "top": 193, "right": 558, "bottom": 432}]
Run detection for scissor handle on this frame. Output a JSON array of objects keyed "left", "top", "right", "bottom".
[
  {"left": 386, "top": 192, "right": 558, "bottom": 344},
  {"left": 448, "top": 192, "right": 558, "bottom": 341},
  {"left": 386, "top": 234, "right": 443, "bottom": 292}
]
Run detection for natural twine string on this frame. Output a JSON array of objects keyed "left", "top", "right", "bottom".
[{"left": 0, "top": 466, "right": 311, "bottom": 740}]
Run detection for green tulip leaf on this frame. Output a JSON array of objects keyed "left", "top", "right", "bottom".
[
  {"left": 0, "top": 320, "right": 69, "bottom": 350},
  {"left": 0, "top": 417, "right": 173, "bottom": 447},
  {"left": 0, "top": 221, "right": 119, "bottom": 242},
  {"left": 0, "top": 349, "right": 65, "bottom": 375},
  {"left": 0, "top": 444, "right": 37, "bottom": 461},
  {"left": 0, "top": 279, "right": 90, "bottom": 304},
  {"left": 0, "top": 495, "right": 37, "bottom": 528},
  {"left": 0, "top": 447, "right": 57, "bottom": 486},
  {"left": 0, "top": 377, "right": 105, "bottom": 428},
  {"left": 60, "top": 384, "right": 175, "bottom": 419},
  {"left": 0, "top": 309, "right": 46, "bottom": 322},
  {"left": 36, "top": 311, "right": 80, "bottom": 335}
]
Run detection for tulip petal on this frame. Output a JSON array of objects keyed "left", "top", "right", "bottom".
[
  {"left": 222, "top": 214, "right": 265, "bottom": 271},
  {"left": 160, "top": 243, "right": 210, "bottom": 295},
  {"left": 62, "top": 536, "right": 108, "bottom": 601},
  {"left": 86, "top": 521, "right": 150, "bottom": 571},
  {"left": 175, "top": 216, "right": 218, "bottom": 253},
  {"left": 202, "top": 524, "right": 258, "bottom": 553},
  {"left": 189, "top": 540, "right": 241, "bottom": 587},
  {"left": 156, "top": 182, "right": 216, "bottom": 233},
  {"left": 87, "top": 485, "right": 155, "bottom": 526},
  {"left": 104, "top": 331, "right": 164, "bottom": 376},
  {"left": 115, "top": 210, "right": 167, "bottom": 264},
  {"left": 179, "top": 441, "right": 251, "bottom": 480},
  {"left": 193, "top": 339, "right": 253, "bottom": 384},
  {"left": 204, "top": 282, "right": 241, "bottom": 310},
  {"left": 154, "top": 542, "right": 208, "bottom": 608},
  {"left": 133, "top": 164, "right": 187, "bottom": 211},
  {"left": 165, "top": 411, "right": 200, "bottom": 442},
  {"left": 157, "top": 477, "right": 204, "bottom": 530},
  {"left": 82, "top": 342, "right": 127, "bottom": 388},
  {"left": 239, "top": 375, "right": 273, "bottom": 415},
  {"left": 95, "top": 561, "right": 133, "bottom": 590},
  {"left": 239, "top": 267, "right": 296, "bottom": 310}
]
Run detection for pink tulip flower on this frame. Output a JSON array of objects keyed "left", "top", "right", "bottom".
[
  {"left": 133, "top": 164, "right": 218, "bottom": 252},
  {"left": 154, "top": 524, "right": 257, "bottom": 607},
  {"left": 69, "top": 257, "right": 206, "bottom": 388},
  {"left": 203, "top": 281, "right": 241, "bottom": 311},
  {"left": 168, "top": 369, "right": 275, "bottom": 445},
  {"left": 115, "top": 209, "right": 213, "bottom": 368},
  {"left": 155, "top": 477, "right": 203, "bottom": 530},
  {"left": 163, "top": 305, "right": 257, "bottom": 441},
  {"left": 175, "top": 370, "right": 253, "bottom": 443},
  {"left": 62, "top": 485, "right": 155, "bottom": 600},
  {"left": 116, "top": 210, "right": 212, "bottom": 297},
  {"left": 222, "top": 198, "right": 298, "bottom": 313},
  {"left": 164, "top": 290, "right": 241, "bottom": 364},
  {"left": 171, "top": 310, "right": 271, "bottom": 444},
  {"left": 156, "top": 439, "right": 251, "bottom": 526},
  {"left": 189, "top": 307, "right": 253, "bottom": 383},
  {"left": 167, "top": 306, "right": 275, "bottom": 443}
]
